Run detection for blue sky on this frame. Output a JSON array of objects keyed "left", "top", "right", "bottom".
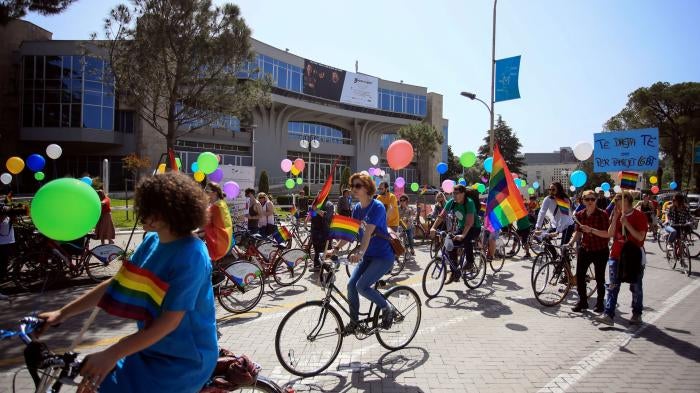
[{"left": 24, "top": 0, "right": 700, "bottom": 154}]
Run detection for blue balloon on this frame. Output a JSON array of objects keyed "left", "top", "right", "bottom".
[
  {"left": 670, "top": 181, "right": 677, "bottom": 190},
  {"left": 458, "top": 179, "right": 467, "bottom": 186},
  {"left": 570, "top": 170, "right": 587, "bottom": 188},
  {"left": 436, "top": 162, "right": 448, "bottom": 174},
  {"left": 26, "top": 154, "right": 46, "bottom": 172},
  {"left": 191, "top": 162, "right": 199, "bottom": 172},
  {"left": 533, "top": 181, "right": 540, "bottom": 190},
  {"left": 601, "top": 182, "right": 610, "bottom": 192},
  {"left": 80, "top": 176, "right": 93, "bottom": 186},
  {"left": 484, "top": 157, "right": 494, "bottom": 173}
]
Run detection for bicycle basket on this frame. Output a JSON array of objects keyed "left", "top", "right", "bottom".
[{"left": 207, "top": 348, "right": 261, "bottom": 390}]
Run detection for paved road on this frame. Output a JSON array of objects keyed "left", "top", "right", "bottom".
[{"left": 1, "top": 233, "right": 698, "bottom": 393}]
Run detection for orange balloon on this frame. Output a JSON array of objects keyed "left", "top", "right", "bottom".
[
  {"left": 294, "top": 158, "right": 305, "bottom": 172},
  {"left": 386, "top": 140, "right": 414, "bottom": 170}
]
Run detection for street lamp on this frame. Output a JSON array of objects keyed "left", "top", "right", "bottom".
[
  {"left": 461, "top": 91, "right": 494, "bottom": 153},
  {"left": 299, "top": 136, "right": 320, "bottom": 197}
]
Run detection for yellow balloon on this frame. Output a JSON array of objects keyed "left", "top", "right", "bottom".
[
  {"left": 290, "top": 166, "right": 300, "bottom": 176},
  {"left": 194, "top": 171, "right": 205, "bottom": 182},
  {"left": 6, "top": 157, "right": 25, "bottom": 174},
  {"left": 157, "top": 163, "right": 166, "bottom": 174},
  {"left": 649, "top": 176, "right": 657, "bottom": 184}
]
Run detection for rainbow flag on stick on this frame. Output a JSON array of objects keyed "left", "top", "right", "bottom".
[
  {"left": 328, "top": 215, "right": 361, "bottom": 242},
  {"left": 484, "top": 144, "right": 528, "bottom": 232},
  {"left": 311, "top": 158, "right": 340, "bottom": 212},
  {"left": 98, "top": 260, "right": 169, "bottom": 322},
  {"left": 273, "top": 225, "right": 292, "bottom": 243},
  {"left": 619, "top": 171, "right": 638, "bottom": 190}
]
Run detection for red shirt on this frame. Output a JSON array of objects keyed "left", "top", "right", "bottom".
[
  {"left": 610, "top": 209, "right": 648, "bottom": 260},
  {"left": 101, "top": 197, "right": 111, "bottom": 214},
  {"left": 574, "top": 207, "right": 609, "bottom": 251}
]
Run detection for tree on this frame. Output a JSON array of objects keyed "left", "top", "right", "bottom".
[
  {"left": 122, "top": 152, "right": 151, "bottom": 181},
  {"left": 0, "top": 0, "right": 77, "bottom": 25},
  {"left": 580, "top": 158, "right": 613, "bottom": 189},
  {"left": 477, "top": 115, "right": 525, "bottom": 174},
  {"left": 258, "top": 170, "right": 269, "bottom": 194},
  {"left": 339, "top": 166, "right": 351, "bottom": 195},
  {"left": 397, "top": 122, "right": 444, "bottom": 183},
  {"left": 102, "top": 0, "right": 270, "bottom": 151},
  {"left": 604, "top": 82, "right": 700, "bottom": 191},
  {"left": 444, "top": 145, "right": 461, "bottom": 180}
]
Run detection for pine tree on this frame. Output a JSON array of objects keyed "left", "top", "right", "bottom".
[
  {"left": 477, "top": 115, "right": 525, "bottom": 174},
  {"left": 258, "top": 170, "right": 269, "bottom": 194}
]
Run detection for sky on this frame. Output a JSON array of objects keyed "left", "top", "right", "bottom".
[{"left": 24, "top": 0, "right": 700, "bottom": 155}]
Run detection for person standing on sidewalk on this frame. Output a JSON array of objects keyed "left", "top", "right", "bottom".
[
  {"left": 568, "top": 190, "right": 610, "bottom": 313},
  {"left": 593, "top": 191, "right": 648, "bottom": 326},
  {"left": 244, "top": 188, "right": 262, "bottom": 235},
  {"left": 95, "top": 190, "right": 116, "bottom": 245},
  {"left": 309, "top": 200, "right": 334, "bottom": 272}
]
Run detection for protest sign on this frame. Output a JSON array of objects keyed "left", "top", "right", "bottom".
[{"left": 593, "top": 128, "right": 659, "bottom": 172}]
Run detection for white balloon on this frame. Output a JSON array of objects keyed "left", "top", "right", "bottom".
[
  {"left": 573, "top": 141, "right": 593, "bottom": 161},
  {"left": 595, "top": 187, "right": 601, "bottom": 193},
  {"left": 613, "top": 185, "right": 621, "bottom": 193},
  {"left": 46, "top": 144, "right": 62, "bottom": 159},
  {"left": 360, "top": 170, "right": 369, "bottom": 176},
  {"left": 569, "top": 185, "right": 576, "bottom": 192},
  {"left": 604, "top": 191, "right": 610, "bottom": 197},
  {"left": 370, "top": 155, "right": 379, "bottom": 166},
  {"left": 0, "top": 173, "right": 11, "bottom": 185}
]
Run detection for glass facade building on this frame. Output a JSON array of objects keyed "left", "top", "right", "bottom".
[{"left": 288, "top": 122, "right": 351, "bottom": 145}]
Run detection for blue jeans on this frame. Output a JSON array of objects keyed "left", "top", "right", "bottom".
[
  {"left": 604, "top": 254, "right": 646, "bottom": 318},
  {"left": 406, "top": 227, "right": 415, "bottom": 249},
  {"left": 347, "top": 255, "right": 394, "bottom": 321},
  {"left": 665, "top": 225, "right": 678, "bottom": 244}
]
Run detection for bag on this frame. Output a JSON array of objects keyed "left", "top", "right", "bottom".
[
  {"left": 618, "top": 241, "right": 642, "bottom": 283},
  {"left": 375, "top": 228, "right": 406, "bottom": 257},
  {"left": 203, "top": 348, "right": 260, "bottom": 391}
]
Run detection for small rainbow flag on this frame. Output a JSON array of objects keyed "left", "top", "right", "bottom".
[
  {"left": 619, "top": 171, "right": 638, "bottom": 190},
  {"left": 555, "top": 196, "right": 570, "bottom": 216},
  {"left": 328, "top": 215, "right": 361, "bottom": 242},
  {"left": 275, "top": 225, "right": 291, "bottom": 243},
  {"left": 98, "top": 260, "right": 169, "bottom": 322},
  {"left": 290, "top": 206, "right": 297, "bottom": 216}
]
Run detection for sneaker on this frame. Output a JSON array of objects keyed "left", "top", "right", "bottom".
[
  {"left": 410, "top": 248, "right": 415, "bottom": 256},
  {"left": 341, "top": 320, "right": 358, "bottom": 335},
  {"left": 594, "top": 304, "right": 604, "bottom": 313},
  {"left": 523, "top": 253, "right": 532, "bottom": 259},
  {"left": 595, "top": 314, "right": 614, "bottom": 326},
  {"left": 447, "top": 272, "right": 460, "bottom": 284},
  {"left": 629, "top": 314, "right": 642, "bottom": 325},
  {"left": 381, "top": 305, "right": 395, "bottom": 329},
  {"left": 572, "top": 303, "right": 588, "bottom": 312}
]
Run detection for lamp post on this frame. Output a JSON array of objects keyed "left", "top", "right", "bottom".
[
  {"left": 460, "top": 91, "right": 494, "bottom": 153},
  {"left": 299, "top": 136, "right": 320, "bottom": 197}
]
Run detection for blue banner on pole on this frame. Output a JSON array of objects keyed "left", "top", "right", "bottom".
[
  {"left": 695, "top": 145, "right": 700, "bottom": 164},
  {"left": 495, "top": 55, "right": 521, "bottom": 102},
  {"left": 593, "top": 128, "right": 659, "bottom": 172}
]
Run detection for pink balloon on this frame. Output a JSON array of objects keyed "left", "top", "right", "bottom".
[
  {"left": 395, "top": 177, "right": 405, "bottom": 188},
  {"left": 441, "top": 179, "right": 455, "bottom": 193},
  {"left": 294, "top": 158, "right": 305, "bottom": 172},
  {"left": 209, "top": 167, "right": 224, "bottom": 183},
  {"left": 281, "top": 159, "right": 293, "bottom": 173},
  {"left": 394, "top": 186, "right": 405, "bottom": 198},
  {"left": 387, "top": 140, "right": 414, "bottom": 170}
]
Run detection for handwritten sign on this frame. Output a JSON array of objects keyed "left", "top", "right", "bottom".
[{"left": 593, "top": 128, "right": 659, "bottom": 172}]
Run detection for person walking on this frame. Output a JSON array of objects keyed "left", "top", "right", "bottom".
[
  {"left": 95, "top": 190, "right": 116, "bottom": 245},
  {"left": 257, "top": 193, "right": 275, "bottom": 237},
  {"left": 377, "top": 181, "right": 399, "bottom": 231}
]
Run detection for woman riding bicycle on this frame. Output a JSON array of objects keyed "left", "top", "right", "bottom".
[
  {"left": 429, "top": 184, "right": 481, "bottom": 283},
  {"left": 664, "top": 193, "right": 693, "bottom": 246},
  {"left": 330, "top": 172, "right": 395, "bottom": 334},
  {"left": 535, "top": 182, "right": 575, "bottom": 253}
]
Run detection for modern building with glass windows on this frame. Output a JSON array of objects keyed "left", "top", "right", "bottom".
[{"left": 1, "top": 20, "right": 448, "bottom": 192}]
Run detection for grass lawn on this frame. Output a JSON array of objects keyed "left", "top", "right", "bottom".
[{"left": 112, "top": 209, "right": 139, "bottom": 229}]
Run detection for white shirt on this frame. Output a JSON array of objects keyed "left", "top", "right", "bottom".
[
  {"left": 0, "top": 217, "right": 15, "bottom": 245},
  {"left": 536, "top": 196, "right": 575, "bottom": 233}
]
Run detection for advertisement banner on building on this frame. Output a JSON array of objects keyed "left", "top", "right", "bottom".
[
  {"left": 303, "top": 59, "right": 346, "bottom": 101},
  {"left": 340, "top": 72, "right": 378, "bottom": 108},
  {"left": 593, "top": 128, "right": 659, "bottom": 172}
]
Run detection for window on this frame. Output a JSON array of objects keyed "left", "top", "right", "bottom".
[
  {"left": 287, "top": 122, "right": 352, "bottom": 145},
  {"left": 116, "top": 110, "right": 135, "bottom": 134}
]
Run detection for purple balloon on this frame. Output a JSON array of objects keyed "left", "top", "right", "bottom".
[
  {"left": 209, "top": 168, "right": 224, "bottom": 183},
  {"left": 481, "top": 176, "right": 489, "bottom": 183},
  {"left": 395, "top": 177, "right": 406, "bottom": 188},
  {"left": 223, "top": 181, "right": 240, "bottom": 200}
]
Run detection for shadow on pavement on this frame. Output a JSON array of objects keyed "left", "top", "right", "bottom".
[{"left": 636, "top": 323, "right": 700, "bottom": 363}]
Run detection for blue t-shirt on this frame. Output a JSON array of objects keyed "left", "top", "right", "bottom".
[
  {"left": 352, "top": 199, "right": 394, "bottom": 259},
  {"left": 101, "top": 232, "right": 218, "bottom": 393}
]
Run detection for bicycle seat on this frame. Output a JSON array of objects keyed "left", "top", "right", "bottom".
[{"left": 250, "top": 233, "right": 264, "bottom": 241}]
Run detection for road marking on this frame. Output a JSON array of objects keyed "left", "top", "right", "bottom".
[{"left": 538, "top": 279, "right": 700, "bottom": 393}]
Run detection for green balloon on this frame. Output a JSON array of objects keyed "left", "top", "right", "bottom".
[
  {"left": 528, "top": 187, "right": 535, "bottom": 195},
  {"left": 285, "top": 178, "right": 295, "bottom": 189},
  {"left": 296, "top": 177, "right": 303, "bottom": 185},
  {"left": 34, "top": 171, "right": 45, "bottom": 181},
  {"left": 197, "top": 152, "right": 219, "bottom": 175},
  {"left": 460, "top": 151, "right": 477, "bottom": 168},
  {"left": 410, "top": 182, "right": 419, "bottom": 192},
  {"left": 175, "top": 157, "right": 182, "bottom": 169},
  {"left": 30, "top": 178, "right": 101, "bottom": 241},
  {"left": 477, "top": 183, "right": 486, "bottom": 193}
]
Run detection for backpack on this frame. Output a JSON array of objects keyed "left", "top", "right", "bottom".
[
  {"left": 201, "top": 348, "right": 260, "bottom": 392},
  {"left": 618, "top": 241, "right": 642, "bottom": 283}
]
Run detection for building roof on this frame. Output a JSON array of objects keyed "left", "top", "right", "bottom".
[{"left": 523, "top": 147, "right": 577, "bottom": 165}]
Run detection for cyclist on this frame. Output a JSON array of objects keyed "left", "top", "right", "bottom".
[
  {"left": 535, "top": 182, "right": 576, "bottom": 253},
  {"left": 429, "top": 184, "right": 481, "bottom": 284},
  {"left": 330, "top": 172, "right": 395, "bottom": 333},
  {"left": 38, "top": 172, "right": 217, "bottom": 393},
  {"left": 635, "top": 194, "right": 656, "bottom": 232},
  {"left": 664, "top": 193, "right": 693, "bottom": 250},
  {"left": 398, "top": 195, "right": 416, "bottom": 255}
]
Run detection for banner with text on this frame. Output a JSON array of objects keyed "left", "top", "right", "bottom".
[
  {"left": 593, "top": 128, "right": 659, "bottom": 172},
  {"left": 340, "top": 72, "right": 378, "bottom": 108}
]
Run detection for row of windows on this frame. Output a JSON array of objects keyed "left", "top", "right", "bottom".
[
  {"left": 175, "top": 139, "right": 251, "bottom": 153},
  {"left": 285, "top": 152, "right": 351, "bottom": 184},
  {"left": 380, "top": 133, "right": 397, "bottom": 150},
  {"left": 175, "top": 102, "right": 241, "bottom": 132},
  {"left": 287, "top": 122, "right": 351, "bottom": 145},
  {"left": 177, "top": 150, "right": 252, "bottom": 168},
  {"left": 378, "top": 88, "right": 427, "bottom": 116}
]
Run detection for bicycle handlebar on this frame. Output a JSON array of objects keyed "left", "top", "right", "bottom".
[{"left": 0, "top": 316, "right": 44, "bottom": 345}]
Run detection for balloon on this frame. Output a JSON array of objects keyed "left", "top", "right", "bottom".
[
  {"left": 651, "top": 185, "right": 659, "bottom": 194},
  {"left": 601, "top": 182, "right": 610, "bottom": 192},
  {"left": 80, "top": 176, "right": 93, "bottom": 186},
  {"left": 459, "top": 152, "right": 477, "bottom": 168},
  {"left": 570, "top": 170, "right": 587, "bottom": 188},
  {"left": 481, "top": 176, "right": 489, "bottom": 183},
  {"left": 194, "top": 171, "right": 205, "bottom": 182},
  {"left": 458, "top": 178, "right": 466, "bottom": 186},
  {"left": 175, "top": 157, "right": 182, "bottom": 169},
  {"left": 209, "top": 168, "right": 224, "bottom": 183},
  {"left": 528, "top": 187, "right": 535, "bottom": 195},
  {"left": 410, "top": 182, "right": 419, "bottom": 192},
  {"left": 191, "top": 162, "right": 199, "bottom": 173},
  {"left": 595, "top": 187, "right": 601, "bottom": 193},
  {"left": 477, "top": 183, "right": 486, "bottom": 194},
  {"left": 296, "top": 177, "right": 303, "bottom": 185},
  {"left": 436, "top": 162, "right": 448, "bottom": 174},
  {"left": 1, "top": 173, "right": 12, "bottom": 184},
  {"left": 223, "top": 181, "right": 240, "bottom": 200},
  {"left": 613, "top": 185, "right": 621, "bottom": 193},
  {"left": 649, "top": 176, "right": 657, "bottom": 184},
  {"left": 520, "top": 179, "right": 527, "bottom": 188},
  {"left": 604, "top": 191, "right": 610, "bottom": 198},
  {"left": 370, "top": 155, "right": 379, "bottom": 165},
  {"left": 395, "top": 177, "right": 405, "bottom": 188},
  {"left": 280, "top": 159, "right": 293, "bottom": 173},
  {"left": 573, "top": 142, "right": 593, "bottom": 161},
  {"left": 197, "top": 152, "right": 218, "bottom": 175},
  {"left": 441, "top": 179, "right": 455, "bottom": 193},
  {"left": 26, "top": 154, "right": 46, "bottom": 172},
  {"left": 360, "top": 170, "right": 369, "bottom": 176},
  {"left": 285, "top": 178, "right": 295, "bottom": 189},
  {"left": 6, "top": 157, "right": 24, "bottom": 174},
  {"left": 394, "top": 186, "right": 405, "bottom": 198},
  {"left": 34, "top": 172, "right": 45, "bottom": 181},
  {"left": 157, "top": 163, "right": 166, "bottom": 174},
  {"left": 293, "top": 158, "right": 305, "bottom": 172},
  {"left": 533, "top": 181, "right": 540, "bottom": 190},
  {"left": 30, "top": 178, "right": 101, "bottom": 241},
  {"left": 569, "top": 185, "right": 576, "bottom": 192},
  {"left": 483, "top": 157, "right": 493, "bottom": 173},
  {"left": 386, "top": 140, "right": 414, "bottom": 170},
  {"left": 46, "top": 144, "right": 62, "bottom": 160},
  {"left": 670, "top": 181, "right": 677, "bottom": 190},
  {"left": 368, "top": 167, "right": 377, "bottom": 176},
  {"left": 290, "top": 166, "right": 300, "bottom": 176}
]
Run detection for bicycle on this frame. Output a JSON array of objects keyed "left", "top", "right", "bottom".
[
  {"left": 422, "top": 231, "right": 487, "bottom": 299},
  {"left": 230, "top": 231, "right": 309, "bottom": 288},
  {"left": 664, "top": 222, "right": 695, "bottom": 276},
  {"left": 531, "top": 244, "right": 596, "bottom": 307},
  {"left": 658, "top": 220, "right": 699, "bottom": 259},
  {"left": 275, "top": 257, "right": 421, "bottom": 377}
]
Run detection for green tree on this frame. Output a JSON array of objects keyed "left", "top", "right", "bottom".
[
  {"left": 443, "top": 145, "right": 461, "bottom": 180},
  {"left": 1, "top": 0, "right": 77, "bottom": 25},
  {"left": 339, "top": 166, "right": 351, "bottom": 195},
  {"left": 397, "top": 122, "right": 444, "bottom": 184},
  {"left": 102, "top": 0, "right": 270, "bottom": 151},
  {"left": 580, "top": 158, "right": 613, "bottom": 189},
  {"left": 258, "top": 170, "right": 269, "bottom": 194},
  {"left": 477, "top": 115, "right": 525, "bottom": 174},
  {"left": 604, "top": 82, "right": 700, "bottom": 191}
]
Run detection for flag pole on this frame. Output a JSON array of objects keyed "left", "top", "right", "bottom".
[{"left": 489, "top": 0, "right": 498, "bottom": 155}]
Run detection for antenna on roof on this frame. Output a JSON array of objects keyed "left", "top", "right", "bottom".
[{"left": 355, "top": 60, "right": 358, "bottom": 73}]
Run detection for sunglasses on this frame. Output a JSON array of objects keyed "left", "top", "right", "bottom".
[
  {"left": 352, "top": 183, "right": 364, "bottom": 189},
  {"left": 400, "top": 199, "right": 408, "bottom": 202},
  {"left": 583, "top": 197, "right": 596, "bottom": 202}
]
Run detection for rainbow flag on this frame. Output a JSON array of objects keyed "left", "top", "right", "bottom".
[
  {"left": 311, "top": 158, "right": 339, "bottom": 211},
  {"left": 98, "top": 260, "right": 169, "bottom": 322},
  {"left": 328, "top": 215, "right": 361, "bottom": 242},
  {"left": 290, "top": 206, "right": 297, "bottom": 216},
  {"left": 273, "top": 225, "right": 292, "bottom": 243},
  {"left": 484, "top": 144, "right": 528, "bottom": 232},
  {"left": 555, "top": 196, "right": 570, "bottom": 216},
  {"left": 619, "top": 171, "right": 638, "bottom": 190}
]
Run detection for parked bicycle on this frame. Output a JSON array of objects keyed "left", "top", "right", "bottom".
[
  {"left": 531, "top": 244, "right": 596, "bottom": 307},
  {"left": 422, "top": 231, "right": 487, "bottom": 299}
]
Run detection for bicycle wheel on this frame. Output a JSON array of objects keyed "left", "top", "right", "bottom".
[
  {"left": 530, "top": 252, "right": 553, "bottom": 287},
  {"left": 217, "top": 260, "right": 264, "bottom": 314},
  {"left": 275, "top": 301, "right": 343, "bottom": 377},
  {"left": 429, "top": 236, "right": 441, "bottom": 259},
  {"left": 532, "top": 261, "right": 571, "bottom": 307},
  {"left": 374, "top": 286, "right": 422, "bottom": 350},
  {"left": 273, "top": 248, "right": 308, "bottom": 286},
  {"left": 463, "top": 251, "right": 487, "bottom": 289},
  {"left": 490, "top": 238, "right": 506, "bottom": 273},
  {"left": 680, "top": 244, "right": 692, "bottom": 277},
  {"left": 585, "top": 263, "right": 596, "bottom": 298},
  {"left": 657, "top": 230, "right": 668, "bottom": 253},
  {"left": 527, "top": 232, "right": 546, "bottom": 256},
  {"left": 687, "top": 231, "right": 700, "bottom": 258},
  {"left": 389, "top": 255, "right": 405, "bottom": 277},
  {"left": 226, "top": 376, "right": 286, "bottom": 393},
  {"left": 12, "top": 251, "right": 60, "bottom": 292},
  {"left": 85, "top": 244, "right": 124, "bottom": 282},
  {"left": 422, "top": 257, "right": 447, "bottom": 298}
]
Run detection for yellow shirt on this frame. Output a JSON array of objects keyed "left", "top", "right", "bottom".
[{"left": 377, "top": 192, "right": 400, "bottom": 227}]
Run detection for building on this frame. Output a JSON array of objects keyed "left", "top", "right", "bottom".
[
  {"left": 1, "top": 20, "right": 448, "bottom": 193},
  {"left": 520, "top": 147, "right": 579, "bottom": 195}
]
